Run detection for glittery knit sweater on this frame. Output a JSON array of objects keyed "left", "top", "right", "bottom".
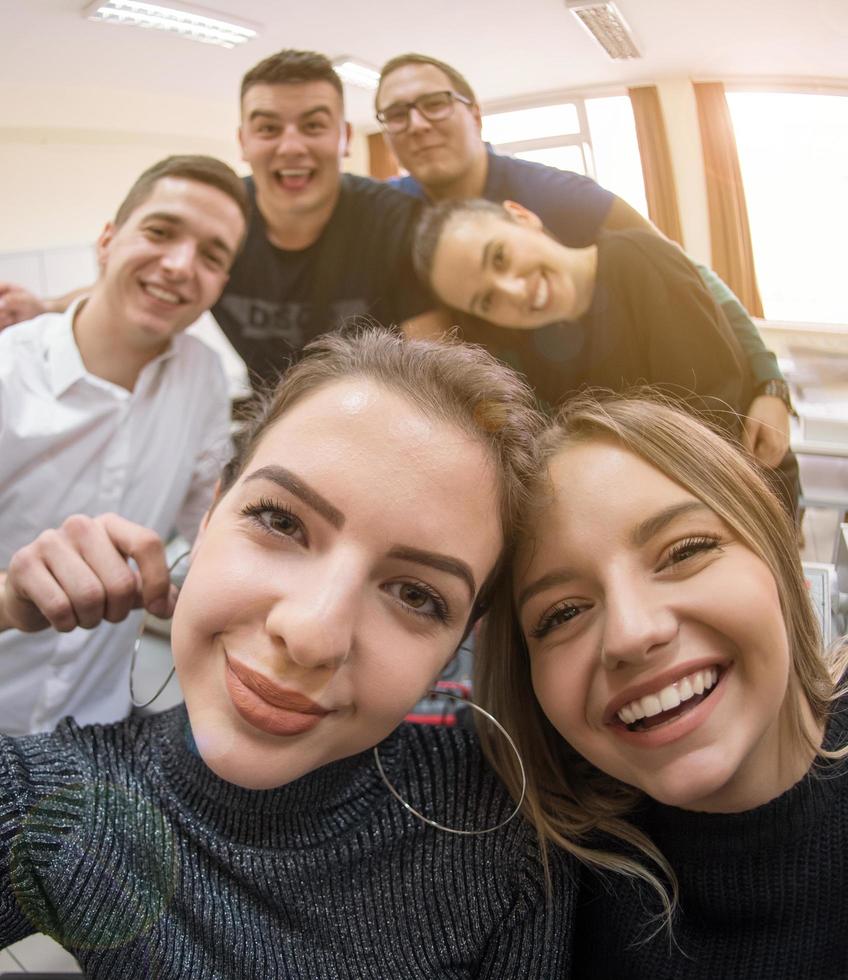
[
  {"left": 0, "top": 706, "right": 573, "bottom": 978},
  {"left": 572, "top": 704, "right": 848, "bottom": 979}
]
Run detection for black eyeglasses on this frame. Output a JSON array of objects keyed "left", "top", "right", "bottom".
[{"left": 376, "top": 90, "right": 473, "bottom": 134}]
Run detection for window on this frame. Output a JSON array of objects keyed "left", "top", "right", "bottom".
[
  {"left": 481, "top": 94, "right": 647, "bottom": 217},
  {"left": 726, "top": 91, "right": 848, "bottom": 324}
]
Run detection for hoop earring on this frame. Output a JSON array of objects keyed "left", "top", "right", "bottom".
[
  {"left": 373, "top": 689, "right": 527, "bottom": 836},
  {"left": 129, "top": 549, "right": 191, "bottom": 709}
]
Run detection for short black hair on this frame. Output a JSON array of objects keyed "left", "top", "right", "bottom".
[
  {"left": 241, "top": 49, "right": 344, "bottom": 105},
  {"left": 114, "top": 155, "right": 249, "bottom": 229}
]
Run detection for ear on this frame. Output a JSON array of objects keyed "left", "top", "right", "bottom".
[
  {"left": 237, "top": 124, "right": 247, "bottom": 161},
  {"left": 341, "top": 121, "right": 352, "bottom": 158},
  {"left": 503, "top": 199, "right": 543, "bottom": 230},
  {"left": 96, "top": 222, "right": 116, "bottom": 272},
  {"left": 471, "top": 102, "right": 483, "bottom": 133}
]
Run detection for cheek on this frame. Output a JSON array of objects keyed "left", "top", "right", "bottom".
[{"left": 529, "top": 645, "right": 590, "bottom": 741}]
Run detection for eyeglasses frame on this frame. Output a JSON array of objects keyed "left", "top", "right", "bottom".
[{"left": 376, "top": 90, "right": 474, "bottom": 134}]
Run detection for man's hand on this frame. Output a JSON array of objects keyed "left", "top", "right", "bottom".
[
  {"left": 0, "top": 514, "right": 177, "bottom": 634},
  {"left": 0, "top": 282, "right": 47, "bottom": 330},
  {"left": 742, "top": 395, "right": 790, "bottom": 467}
]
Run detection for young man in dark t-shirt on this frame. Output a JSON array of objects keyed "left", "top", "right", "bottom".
[
  {"left": 374, "top": 52, "right": 794, "bottom": 474},
  {"left": 0, "top": 51, "right": 438, "bottom": 391},
  {"left": 218, "top": 50, "right": 436, "bottom": 389}
]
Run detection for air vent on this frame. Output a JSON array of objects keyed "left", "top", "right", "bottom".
[{"left": 565, "top": 1, "right": 641, "bottom": 60}]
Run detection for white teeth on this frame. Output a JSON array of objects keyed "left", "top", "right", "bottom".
[
  {"left": 531, "top": 274, "right": 549, "bottom": 311},
  {"left": 659, "top": 687, "right": 681, "bottom": 712},
  {"left": 144, "top": 284, "right": 180, "bottom": 304},
  {"left": 277, "top": 169, "right": 310, "bottom": 176},
  {"left": 616, "top": 667, "right": 720, "bottom": 726}
]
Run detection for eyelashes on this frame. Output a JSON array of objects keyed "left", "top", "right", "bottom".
[
  {"left": 529, "top": 600, "right": 583, "bottom": 639},
  {"left": 664, "top": 535, "right": 721, "bottom": 568},
  {"left": 241, "top": 496, "right": 305, "bottom": 542}
]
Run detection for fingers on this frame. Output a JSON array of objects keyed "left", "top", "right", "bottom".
[
  {"left": 4, "top": 514, "right": 174, "bottom": 634},
  {"left": 0, "top": 284, "right": 46, "bottom": 330},
  {"left": 97, "top": 514, "right": 176, "bottom": 619}
]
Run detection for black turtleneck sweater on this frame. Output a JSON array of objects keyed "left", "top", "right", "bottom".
[
  {"left": 0, "top": 707, "right": 573, "bottom": 978},
  {"left": 572, "top": 704, "right": 848, "bottom": 979}
]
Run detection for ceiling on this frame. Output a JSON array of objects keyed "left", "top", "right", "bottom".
[{"left": 1, "top": 0, "right": 846, "bottom": 134}]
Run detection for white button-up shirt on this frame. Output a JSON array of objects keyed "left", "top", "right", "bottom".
[{"left": 0, "top": 302, "right": 232, "bottom": 734}]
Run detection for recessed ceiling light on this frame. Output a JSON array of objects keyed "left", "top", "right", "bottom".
[
  {"left": 82, "top": 0, "right": 260, "bottom": 49},
  {"left": 332, "top": 57, "right": 381, "bottom": 92},
  {"left": 565, "top": 1, "right": 641, "bottom": 60}
]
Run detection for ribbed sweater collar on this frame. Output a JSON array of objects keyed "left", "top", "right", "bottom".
[
  {"left": 151, "top": 706, "right": 409, "bottom": 851},
  {"left": 641, "top": 703, "right": 848, "bottom": 859}
]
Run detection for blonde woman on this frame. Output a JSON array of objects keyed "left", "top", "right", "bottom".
[{"left": 478, "top": 393, "right": 848, "bottom": 979}]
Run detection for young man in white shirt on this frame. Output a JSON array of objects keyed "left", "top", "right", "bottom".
[{"left": 0, "top": 155, "right": 247, "bottom": 734}]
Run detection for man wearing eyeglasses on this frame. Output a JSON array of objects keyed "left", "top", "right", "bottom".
[{"left": 375, "top": 52, "right": 795, "bottom": 484}]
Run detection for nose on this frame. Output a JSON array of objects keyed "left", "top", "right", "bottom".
[
  {"left": 600, "top": 579, "right": 678, "bottom": 671},
  {"left": 275, "top": 122, "right": 308, "bottom": 156},
  {"left": 407, "top": 105, "right": 433, "bottom": 133},
  {"left": 265, "top": 563, "right": 357, "bottom": 672},
  {"left": 160, "top": 239, "right": 195, "bottom": 278}
]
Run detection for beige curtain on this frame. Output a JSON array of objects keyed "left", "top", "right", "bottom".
[
  {"left": 628, "top": 85, "right": 684, "bottom": 246},
  {"left": 367, "top": 133, "right": 401, "bottom": 180},
  {"left": 693, "top": 81, "right": 763, "bottom": 316}
]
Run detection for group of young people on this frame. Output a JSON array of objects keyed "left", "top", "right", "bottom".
[{"left": 0, "top": 46, "right": 845, "bottom": 979}]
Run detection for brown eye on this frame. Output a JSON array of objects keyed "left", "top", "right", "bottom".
[{"left": 399, "top": 583, "right": 429, "bottom": 608}]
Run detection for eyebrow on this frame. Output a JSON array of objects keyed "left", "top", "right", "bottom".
[
  {"left": 517, "top": 501, "right": 713, "bottom": 611},
  {"left": 143, "top": 212, "right": 234, "bottom": 260},
  {"left": 388, "top": 545, "right": 476, "bottom": 601},
  {"left": 469, "top": 239, "right": 496, "bottom": 313},
  {"left": 517, "top": 566, "right": 577, "bottom": 612},
  {"left": 630, "top": 501, "right": 712, "bottom": 548},
  {"left": 244, "top": 465, "right": 345, "bottom": 529}
]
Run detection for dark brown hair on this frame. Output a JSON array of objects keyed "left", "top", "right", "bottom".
[
  {"left": 114, "top": 155, "right": 249, "bottom": 230},
  {"left": 376, "top": 53, "right": 477, "bottom": 109},
  {"left": 241, "top": 49, "right": 343, "bottom": 105}
]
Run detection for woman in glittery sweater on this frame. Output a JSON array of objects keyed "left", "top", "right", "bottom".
[
  {"left": 0, "top": 328, "right": 572, "bottom": 979},
  {"left": 478, "top": 392, "right": 848, "bottom": 980}
]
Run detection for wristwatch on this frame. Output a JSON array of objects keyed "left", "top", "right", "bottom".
[{"left": 755, "top": 379, "right": 795, "bottom": 415}]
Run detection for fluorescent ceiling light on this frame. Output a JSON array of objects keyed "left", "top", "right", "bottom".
[
  {"left": 332, "top": 57, "right": 380, "bottom": 91},
  {"left": 565, "top": 1, "right": 641, "bottom": 60},
  {"left": 83, "top": 0, "right": 260, "bottom": 49}
]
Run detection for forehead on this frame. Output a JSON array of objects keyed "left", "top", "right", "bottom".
[
  {"left": 242, "top": 80, "right": 344, "bottom": 119},
  {"left": 121, "top": 176, "right": 244, "bottom": 240},
  {"left": 244, "top": 377, "right": 503, "bottom": 556},
  {"left": 378, "top": 63, "right": 454, "bottom": 106},
  {"left": 536, "top": 441, "right": 698, "bottom": 538}
]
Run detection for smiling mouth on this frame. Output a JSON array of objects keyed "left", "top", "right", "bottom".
[
  {"left": 142, "top": 282, "right": 183, "bottom": 305},
  {"left": 529, "top": 272, "right": 549, "bottom": 312},
  {"left": 224, "top": 655, "right": 333, "bottom": 737},
  {"left": 616, "top": 667, "right": 723, "bottom": 733},
  {"left": 275, "top": 168, "right": 313, "bottom": 191}
]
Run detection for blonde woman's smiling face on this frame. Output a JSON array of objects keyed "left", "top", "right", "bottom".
[
  {"left": 516, "top": 438, "right": 801, "bottom": 813},
  {"left": 171, "top": 379, "right": 502, "bottom": 789}
]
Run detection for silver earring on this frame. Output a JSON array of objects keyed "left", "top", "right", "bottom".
[
  {"left": 129, "top": 549, "right": 191, "bottom": 709},
  {"left": 373, "top": 689, "right": 527, "bottom": 836}
]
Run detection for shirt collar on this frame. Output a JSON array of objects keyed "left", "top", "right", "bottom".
[{"left": 47, "top": 297, "right": 182, "bottom": 397}]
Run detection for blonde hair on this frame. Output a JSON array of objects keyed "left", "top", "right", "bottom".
[{"left": 477, "top": 390, "right": 848, "bottom": 925}]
